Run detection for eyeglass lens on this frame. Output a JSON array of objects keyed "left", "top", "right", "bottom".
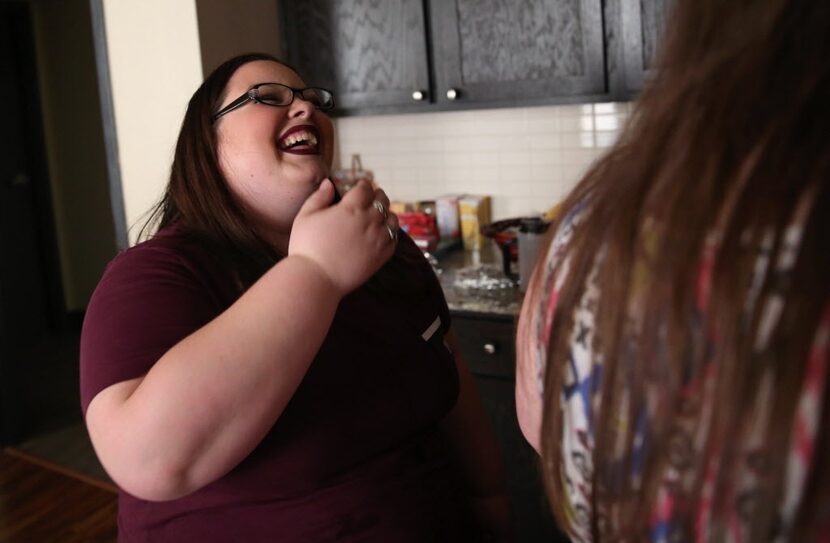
[{"left": 256, "top": 84, "right": 333, "bottom": 109}]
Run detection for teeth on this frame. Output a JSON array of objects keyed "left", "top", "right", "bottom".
[{"left": 281, "top": 130, "right": 318, "bottom": 149}]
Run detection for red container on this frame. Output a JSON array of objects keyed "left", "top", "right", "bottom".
[{"left": 398, "top": 211, "right": 439, "bottom": 252}]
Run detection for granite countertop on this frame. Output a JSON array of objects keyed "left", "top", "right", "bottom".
[{"left": 431, "top": 241, "right": 522, "bottom": 317}]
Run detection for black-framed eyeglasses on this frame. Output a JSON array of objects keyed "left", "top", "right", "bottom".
[{"left": 212, "top": 83, "right": 335, "bottom": 122}]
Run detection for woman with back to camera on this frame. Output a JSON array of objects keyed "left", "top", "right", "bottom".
[
  {"left": 516, "top": 0, "right": 829, "bottom": 541},
  {"left": 80, "top": 53, "right": 510, "bottom": 541}
]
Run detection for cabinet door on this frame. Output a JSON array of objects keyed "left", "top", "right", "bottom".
[
  {"left": 429, "top": 0, "right": 606, "bottom": 107},
  {"left": 452, "top": 314, "right": 516, "bottom": 379},
  {"left": 452, "top": 314, "right": 567, "bottom": 541},
  {"left": 475, "top": 376, "right": 565, "bottom": 542},
  {"left": 620, "top": 0, "right": 670, "bottom": 92},
  {"left": 282, "top": 0, "right": 431, "bottom": 112}
]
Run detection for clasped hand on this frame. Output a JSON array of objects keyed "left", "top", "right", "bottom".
[{"left": 288, "top": 179, "right": 399, "bottom": 296}]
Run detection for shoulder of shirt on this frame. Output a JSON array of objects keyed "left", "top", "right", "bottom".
[
  {"left": 99, "top": 224, "right": 213, "bottom": 286},
  {"left": 546, "top": 198, "right": 592, "bottom": 256}
]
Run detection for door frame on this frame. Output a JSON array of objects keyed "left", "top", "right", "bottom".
[{"left": 89, "top": 0, "right": 128, "bottom": 251}]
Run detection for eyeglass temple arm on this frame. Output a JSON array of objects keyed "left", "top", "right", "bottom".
[{"left": 212, "top": 91, "right": 255, "bottom": 122}]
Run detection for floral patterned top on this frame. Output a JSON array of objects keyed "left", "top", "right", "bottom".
[{"left": 524, "top": 194, "right": 828, "bottom": 542}]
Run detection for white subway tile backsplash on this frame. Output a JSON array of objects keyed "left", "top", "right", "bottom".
[
  {"left": 595, "top": 114, "right": 625, "bottom": 131},
  {"left": 526, "top": 119, "right": 559, "bottom": 136},
  {"left": 558, "top": 131, "right": 590, "bottom": 149},
  {"left": 594, "top": 102, "right": 620, "bottom": 114},
  {"left": 334, "top": 102, "right": 629, "bottom": 219},
  {"left": 530, "top": 148, "right": 563, "bottom": 167},
  {"left": 561, "top": 148, "right": 600, "bottom": 165},
  {"left": 442, "top": 135, "right": 495, "bottom": 152},
  {"left": 580, "top": 132, "right": 596, "bottom": 148},
  {"left": 557, "top": 115, "right": 594, "bottom": 132},
  {"left": 463, "top": 172, "right": 499, "bottom": 195},
  {"left": 530, "top": 162, "right": 563, "bottom": 183},
  {"left": 453, "top": 151, "right": 499, "bottom": 167},
  {"left": 530, "top": 182, "right": 561, "bottom": 202},
  {"left": 596, "top": 131, "right": 620, "bottom": 148},
  {"left": 415, "top": 138, "right": 446, "bottom": 153},
  {"left": 498, "top": 164, "right": 532, "bottom": 188},
  {"left": 402, "top": 153, "right": 435, "bottom": 167},
  {"left": 499, "top": 150, "right": 533, "bottom": 166},
  {"left": 529, "top": 133, "right": 561, "bottom": 151},
  {"left": 556, "top": 104, "right": 594, "bottom": 117},
  {"left": 394, "top": 169, "right": 418, "bottom": 183},
  {"left": 562, "top": 163, "right": 594, "bottom": 185}
]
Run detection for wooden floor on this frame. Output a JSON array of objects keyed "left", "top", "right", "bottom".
[
  {"left": 0, "top": 448, "right": 117, "bottom": 542},
  {"left": 14, "top": 422, "right": 111, "bottom": 483}
]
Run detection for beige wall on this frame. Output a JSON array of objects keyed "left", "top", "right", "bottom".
[
  {"left": 31, "top": 0, "right": 116, "bottom": 311},
  {"left": 102, "top": 0, "right": 203, "bottom": 245},
  {"left": 195, "top": 0, "right": 283, "bottom": 76}
]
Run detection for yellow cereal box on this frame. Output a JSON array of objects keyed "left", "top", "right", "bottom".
[{"left": 458, "top": 195, "right": 491, "bottom": 250}]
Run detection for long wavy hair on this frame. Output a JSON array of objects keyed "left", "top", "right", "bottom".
[{"left": 522, "top": 0, "right": 829, "bottom": 540}]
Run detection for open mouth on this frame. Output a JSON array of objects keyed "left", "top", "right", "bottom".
[{"left": 277, "top": 125, "right": 321, "bottom": 155}]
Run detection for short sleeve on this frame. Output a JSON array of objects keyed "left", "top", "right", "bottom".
[{"left": 80, "top": 243, "right": 223, "bottom": 414}]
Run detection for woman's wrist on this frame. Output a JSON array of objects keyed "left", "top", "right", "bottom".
[{"left": 281, "top": 253, "right": 344, "bottom": 299}]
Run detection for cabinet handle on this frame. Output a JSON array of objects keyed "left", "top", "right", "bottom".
[
  {"left": 411, "top": 90, "right": 426, "bottom": 101},
  {"left": 446, "top": 88, "right": 459, "bottom": 100},
  {"left": 483, "top": 343, "right": 497, "bottom": 355}
]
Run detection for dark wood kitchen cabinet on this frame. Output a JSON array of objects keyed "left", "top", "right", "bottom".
[
  {"left": 429, "top": 0, "right": 605, "bottom": 107},
  {"left": 282, "top": 0, "right": 607, "bottom": 116},
  {"left": 452, "top": 312, "right": 567, "bottom": 543},
  {"left": 620, "top": 0, "right": 671, "bottom": 93},
  {"left": 281, "top": 0, "right": 432, "bottom": 111}
]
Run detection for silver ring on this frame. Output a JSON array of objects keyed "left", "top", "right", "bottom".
[
  {"left": 372, "top": 199, "right": 387, "bottom": 219},
  {"left": 386, "top": 225, "right": 398, "bottom": 242}
]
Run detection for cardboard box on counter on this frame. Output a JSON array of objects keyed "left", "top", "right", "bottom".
[
  {"left": 435, "top": 194, "right": 461, "bottom": 242},
  {"left": 459, "top": 195, "right": 491, "bottom": 250}
]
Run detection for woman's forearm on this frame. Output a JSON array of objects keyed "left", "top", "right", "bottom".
[{"left": 86, "top": 255, "right": 341, "bottom": 500}]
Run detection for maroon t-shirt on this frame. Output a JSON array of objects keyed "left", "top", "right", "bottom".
[{"left": 80, "top": 226, "right": 472, "bottom": 542}]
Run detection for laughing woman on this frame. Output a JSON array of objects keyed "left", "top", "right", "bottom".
[{"left": 80, "top": 53, "right": 509, "bottom": 542}]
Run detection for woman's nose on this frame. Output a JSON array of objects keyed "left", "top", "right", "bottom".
[{"left": 289, "top": 95, "right": 314, "bottom": 118}]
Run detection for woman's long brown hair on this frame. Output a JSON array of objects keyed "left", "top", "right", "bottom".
[{"left": 526, "top": 0, "right": 830, "bottom": 540}]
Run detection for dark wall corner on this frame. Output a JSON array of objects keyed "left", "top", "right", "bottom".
[{"left": 195, "top": 0, "right": 284, "bottom": 77}]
